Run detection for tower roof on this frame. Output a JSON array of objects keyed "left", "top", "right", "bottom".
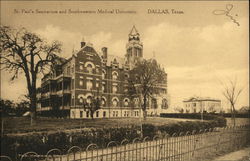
[{"left": 129, "top": 25, "right": 139, "bottom": 36}]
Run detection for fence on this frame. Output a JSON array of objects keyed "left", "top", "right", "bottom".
[{"left": 1, "top": 125, "right": 249, "bottom": 161}]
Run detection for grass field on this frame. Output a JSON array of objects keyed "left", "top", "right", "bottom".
[
  {"left": 1, "top": 117, "right": 197, "bottom": 134},
  {"left": 2, "top": 116, "right": 249, "bottom": 135},
  {"left": 226, "top": 117, "right": 250, "bottom": 126}
]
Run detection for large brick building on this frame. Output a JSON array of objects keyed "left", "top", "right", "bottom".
[{"left": 37, "top": 26, "right": 169, "bottom": 118}]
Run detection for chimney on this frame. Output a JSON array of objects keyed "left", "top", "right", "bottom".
[
  {"left": 102, "top": 47, "right": 108, "bottom": 58},
  {"left": 81, "top": 42, "right": 86, "bottom": 48},
  {"left": 80, "top": 37, "right": 86, "bottom": 48}
]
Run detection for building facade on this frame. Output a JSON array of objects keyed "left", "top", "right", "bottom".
[
  {"left": 37, "top": 26, "right": 169, "bottom": 118},
  {"left": 183, "top": 97, "right": 221, "bottom": 113}
]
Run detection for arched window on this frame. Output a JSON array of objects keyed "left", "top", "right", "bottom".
[
  {"left": 87, "top": 96, "right": 92, "bottom": 104},
  {"left": 112, "top": 71, "right": 118, "bottom": 80},
  {"left": 101, "top": 97, "right": 106, "bottom": 106},
  {"left": 79, "top": 97, "right": 84, "bottom": 104},
  {"left": 86, "top": 64, "right": 93, "bottom": 73},
  {"left": 84, "top": 62, "right": 95, "bottom": 73},
  {"left": 112, "top": 98, "right": 119, "bottom": 107},
  {"left": 124, "top": 73, "right": 129, "bottom": 79},
  {"left": 124, "top": 98, "right": 129, "bottom": 107}
]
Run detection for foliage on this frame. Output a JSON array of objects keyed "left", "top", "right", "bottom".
[
  {"left": 0, "top": 25, "right": 62, "bottom": 122},
  {"left": 0, "top": 99, "right": 15, "bottom": 116},
  {"left": 128, "top": 59, "right": 167, "bottom": 118},
  {"left": 0, "top": 99, "right": 29, "bottom": 116},
  {"left": 1, "top": 115, "right": 227, "bottom": 159}
]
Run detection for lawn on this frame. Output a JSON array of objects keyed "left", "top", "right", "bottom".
[{"left": 1, "top": 116, "right": 196, "bottom": 135}]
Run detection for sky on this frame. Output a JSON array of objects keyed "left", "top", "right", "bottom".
[{"left": 0, "top": 1, "right": 249, "bottom": 110}]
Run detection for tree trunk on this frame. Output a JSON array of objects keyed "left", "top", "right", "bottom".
[
  {"left": 29, "top": 88, "right": 37, "bottom": 125},
  {"left": 143, "top": 95, "right": 147, "bottom": 120},
  {"left": 232, "top": 104, "right": 236, "bottom": 127}
]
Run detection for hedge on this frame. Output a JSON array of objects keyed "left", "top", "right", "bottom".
[{"left": 1, "top": 114, "right": 226, "bottom": 160}]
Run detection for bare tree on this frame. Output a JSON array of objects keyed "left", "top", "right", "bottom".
[
  {"left": 0, "top": 25, "right": 62, "bottom": 124},
  {"left": 128, "top": 59, "right": 167, "bottom": 119},
  {"left": 221, "top": 77, "right": 244, "bottom": 126},
  {"left": 82, "top": 90, "right": 101, "bottom": 119}
]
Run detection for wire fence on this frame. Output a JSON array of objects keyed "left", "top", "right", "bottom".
[{"left": 1, "top": 125, "right": 249, "bottom": 161}]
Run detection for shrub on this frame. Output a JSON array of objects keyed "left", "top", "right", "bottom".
[{"left": 1, "top": 114, "right": 227, "bottom": 160}]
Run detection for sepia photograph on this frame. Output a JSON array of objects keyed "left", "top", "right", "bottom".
[{"left": 0, "top": 1, "right": 249, "bottom": 161}]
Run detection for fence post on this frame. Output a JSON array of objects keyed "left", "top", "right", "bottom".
[{"left": 191, "top": 130, "right": 197, "bottom": 158}]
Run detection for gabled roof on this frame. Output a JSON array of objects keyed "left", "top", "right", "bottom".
[
  {"left": 183, "top": 97, "right": 221, "bottom": 102},
  {"left": 106, "top": 54, "right": 126, "bottom": 68}
]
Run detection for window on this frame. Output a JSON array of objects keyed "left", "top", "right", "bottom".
[
  {"left": 101, "top": 98, "right": 106, "bottom": 106},
  {"left": 124, "top": 87, "right": 128, "bottom": 93},
  {"left": 87, "top": 96, "right": 92, "bottom": 104},
  {"left": 124, "top": 98, "right": 129, "bottom": 107},
  {"left": 103, "top": 111, "right": 106, "bottom": 117},
  {"left": 79, "top": 80, "right": 83, "bottom": 86},
  {"left": 80, "top": 111, "right": 83, "bottom": 118},
  {"left": 86, "top": 80, "right": 93, "bottom": 90},
  {"left": 86, "top": 64, "right": 93, "bottom": 73},
  {"left": 125, "top": 74, "right": 129, "bottom": 79},
  {"left": 96, "top": 111, "right": 99, "bottom": 117},
  {"left": 162, "top": 99, "right": 168, "bottom": 109},
  {"left": 112, "top": 71, "right": 118, "bottom": 80},
  {"left": 102, "top": 84, "right": 106, "bottom": 92},
  {"left": 79, "top": 97, "right": 83, "bottom": 104},
  {"left": 113, "top": 111, "right": 116, "bottom": 117},
  {"left": 86, "top": 111, "right": 89, "bottom": 118},
  {"left": 151, "top": 98, "right": 157, "bottom": 109},
  {"left": 112, "top": 85, "right": 118, "bottom": 93},
  {"left": 116, "top": 111, "right": 118, "bottom": 117},
  {"left": 112, "top": 98, "right": 118, "bottom": 107},
  {"left": 102, "top": 70, "right": 106, "bottom": 79}
]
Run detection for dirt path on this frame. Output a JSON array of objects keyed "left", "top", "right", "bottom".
[{"left": 212, "top": 147, "right": 250, "bottom": 161}]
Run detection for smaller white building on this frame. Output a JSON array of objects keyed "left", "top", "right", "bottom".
[{"left": 183, "top": 97, "right": 221, "bottom": 113}]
